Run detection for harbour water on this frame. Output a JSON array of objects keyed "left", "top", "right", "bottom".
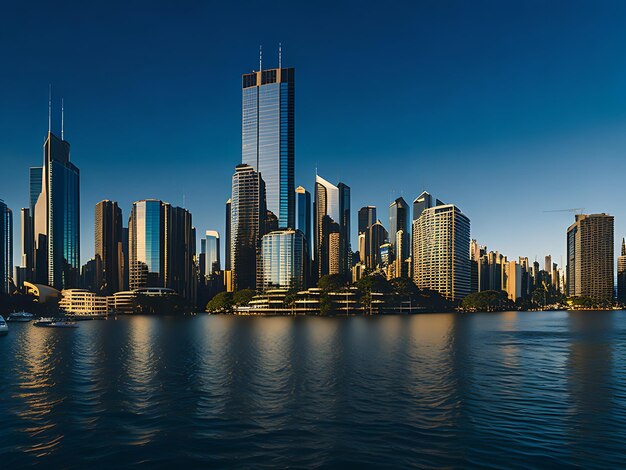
[{"left": 1, "top": 311, "right": 625, "bottom": 468}]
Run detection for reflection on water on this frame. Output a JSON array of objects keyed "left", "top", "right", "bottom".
[{"left": 2, "top": 312, "right": 626, "bottom": 468}]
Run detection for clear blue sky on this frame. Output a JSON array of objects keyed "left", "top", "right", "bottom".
[{"left": 2, "top": 0, "right": 626, "bottom": 269}]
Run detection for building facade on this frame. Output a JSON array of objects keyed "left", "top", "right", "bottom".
[
  {"left": 618, "top": 239, "right": 626, "bottom": 304},
  {"left": 260, "top": 229, "right": 308, "bottom": 290},
  {"left": 32, "top": 131, "right": 80, "bottom": 289},
  {"left": 204, "top": 230, "right": 221, "bottom": 274},
  {"left": 566, "top": 213, "right": 614, "bottom": 302},
  {"left": 95, "top": 200, "right": 124, "bottom": 295},
  {"left": 412, "top": 196, "right": 471, "bottom": 302},
  {"left": 242, "top": 66, "right": 295, "bottom": 229},
  {"left": 389, "top": 197, "right": 409, "bottom": 276},
  {"left": 129, "top": 199, "right": 165, "bottom": 290},
  {"left": 296, "top": 186, "right": 311, "bottom": 254},
  {"left": 0, "top": 200, "right": 12, "bottom": 293}
]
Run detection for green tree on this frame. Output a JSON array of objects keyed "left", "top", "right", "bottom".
[
  {"left": 317, "top": 274, "right": 347, "bottom": 292},
  {"left": 461, "top": 290, "right": 514, "bottom": 312},
  {"left": 205, "top": 292, "right": 233, "bottom": 313},
  {"left": 233, "top": 289, "right": 256, "bottom": 306}
]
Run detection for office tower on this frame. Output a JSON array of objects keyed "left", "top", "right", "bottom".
[
  {"left": 412, "top": 191, "right": 442, "bottom": 221},
  {"left": 470, "top": 239, "right": 481, "bottom": 293},
  {"left": 544, "top": 255, "right": 552, "bottom": 275},
  {"left": 566, "top": 213, "right": 614, "bottom": 302},
  {"left": 358, "top": 206, "right": 377, "bottom": 234},
  {"left": 81, "top": 259, "right": 98, "bottom": 292},
  {"left": 20, "top": 208, "right": 32, "bottom": 280},
  {"left": 94, "top": 200, "right": 123, "bottom": 295},
  {"left": 204, "top": 230, "right": 221, "bottom": 274},
  {"left": 260, "top": 229, "right": 308, "bottom": 290},
  {"left": 121, "top": 227, "right": 129, "bottom": 291},
  {"left": 338, "top": 182, "right": 351, "bottom": 273},
  {"left": 394, "top": 230, "right": 407, "bottom": 280},
  {"left": 163, "top": 204, "right": 196, "bottom": 302},
  {"left": 231, "top": 164, "right": 266, "bottom": 290},
  {"left": 618, "top": 239, "right": 626, "bottom": 303},
  {"left": 379, "top": 242, "right": 393, "bottom": 270},
  {"left": 389, "top": 197, "right": 409, "bottom": 276},
  {"left": 367, "top": 220, "right": 388, "bottom": 270},
  {"left": 296, "top": 186, "right": 311, "bottom": 254},
  {"left": 242, "top": 65, "right": 295, "bottom": 229},
  {"left": 129, "top": 199, "right": 165, "bottom": 290},
  {"left": 0, "top": 200, "right": 13, "bottom": 293},
  {"left": 412, "top": 194, "right": 471, "bottom": 302},
  {"left": 314, "top": 175, "right": 349, "bottom": 279},
  {"left": 225, "top": 199, "right": 231, "bottom": 270},
  {"left": 32, "top": 128, "right": 80, "bottom": 289},
  {"left": 504, "top": 261, "right": 522, "bottom": 301}
]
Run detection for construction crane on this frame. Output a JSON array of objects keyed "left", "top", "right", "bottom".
[{"left": 543, "top": 208, "right": 585, "bottom": 214}]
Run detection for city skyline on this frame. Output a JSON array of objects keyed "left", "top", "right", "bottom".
[{"left": 3, "top": 2, "right": 626, "bottom": 271}]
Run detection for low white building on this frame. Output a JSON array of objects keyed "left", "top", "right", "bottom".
[{"left": 59, "top": 289, "right": 108, "bottom": 315}]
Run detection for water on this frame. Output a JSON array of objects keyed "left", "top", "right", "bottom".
[{"left": 1, "top": 311, "right": 625, "bottom": 469}]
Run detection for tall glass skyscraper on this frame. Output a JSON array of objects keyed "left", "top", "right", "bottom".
[
  {"left": 204, "top": 230, "right": 220, "bottom": 274},
  {"left": 242, "top": 67, "right": 295, "bottom": 229},
  {"left": 389, "top": 197, "right": 409, "bottom": 276},
  {"left": 295, "top": 186, "right": 311, "bottom": 255},
  {"left": 261, "top": 229, "right": 307, "bottom": 290},
  {"left": 0, "top": 200, "right": 13, "bottom": 294},
  {"left": 95, "top": 200, "right": 123, "bottom": 295},
  {"left": 32, "top": 131, "right": 80, "bottom": 289},
  {"left": 129, "top": 199, "right": 164, "bottom": 290}
]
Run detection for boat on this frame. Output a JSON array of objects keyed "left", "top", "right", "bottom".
[
  {"left": 0, "top": 316, "right": 8, "bottom": 335},
  {"left": 33, "top": 318, "right": 78, "bottom": 328},
  {"left": 7, "top": 311, "right": 34, "bottom": 322}
]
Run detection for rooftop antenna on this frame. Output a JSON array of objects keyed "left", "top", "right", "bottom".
[
  {"left": 259, "top": 45, "right": 262, "bottom": 72},
  {"left": 48, "top": 84, "right": 51, "bottom": 133},
  {"left": 61, "top": 98, "right": 64, "bottom": 140},
  {"left": 279, "top": 42, "right": 282, "bottom": 68}
]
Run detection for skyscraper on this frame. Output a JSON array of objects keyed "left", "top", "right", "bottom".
[
  {"left": 367, "top": 220, "right": 388, "bottom": 270},
  {"left": 412, "top": 194, "right": 471, "bottom": 302},
  {"left": 32, "top": 129, "right": 80, "bottom": 289},
  {"left": 231, "top": 164, "right": 266, "bottom": 290},
  {"left": 95, "top": 200, "right": 123, "bottom": 295},
  {"left": 358, "top": 206, "right": 376, "bottom": 234},
  {"left": 242, "top": 65, "right": 295, "bottom": 229},
  {"left": 389, "top": 197, "right": 409, "bottom": 276},
  {"left": 204, "top": 230, "right": 221, "bottom": 274},
  {"left": 129, "top": 199, "right": 164, "bottom": 290},
  {"left": 260, "top": 229, "right": 308, "bottom": 290},
  {"left": 163, "top": 204, "right": 196, "bottom": 302},
  {"left": 20, "top": 207, "right": 32, "bottom": 280},
  {"left": 618, "top": 239, "right": 626, "bottom": 304},
  {"left": 0, "top": 200, "right": 13, "bottom": 294},
  {"left": 225, "top": 199, "right": 231, "bottom": 271},
  {"left": 295, "top": 186, "right": 311, "bottom": 253},
  {"left": 314, "top": 175, "right": 349, "bottom": 280},
  {"left": 566, "top": 213, "right": 614, "bottom": 302}
]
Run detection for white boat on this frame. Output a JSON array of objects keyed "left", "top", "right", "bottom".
[
  {"left": 7, "top": 311, "right": 34, "bottom": 322},
  {"left": 0, "top": 316, "right": 8, "bottom": 335},
  {"left": 33, "top": 318, "right": 78, "bottom": 328}
]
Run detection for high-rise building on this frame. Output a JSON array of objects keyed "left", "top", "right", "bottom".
[
  {"left": 358, "top": 206, "right": 377, "bottom": 235},
  {"left": 389, "top": 197, "right": 409, "bottom": 276},
  {"left": 367, "top": 220, "right": 388, "bottom": 270},
  {"left": 566, "top": 213, "right": 614, "bottom": 302},
  {"left": 121, "top": 226, "right": 129, "bottom": 291},
  {"left": 0, "top": 200, "right": 13, "bottom": 293},
  {"left": 295, "top": 186, "right": 311, "bottom": 254},
  {"left": 231, "top": 164, "right": 266, "bottom": 290},
  {"left": 20, "top": 207, "right": 32, "bottom": 280},
  {"left": 204, "top": 230, "right": 220, "bottom": 274},
  {"left": 504, "top": 260, "right": 522, "bottom": 301},
  {"left": 544, "top": 255, "right": 552, "bottom": 275},
  {"left": 412, "top": 191, "right": 442, "bottom": 221},
  {"left": 225, "top": 199, "right": 231, "bottom": 271},
  {"left": 412, "top": 194, "right": 471, "bottom": 302},
  {"left": 260, "top": 229, "right": 308, "bottom": 290},
  {"left": 618, "top": 239, "right": 626, "bottom": 304},
  {"left": 163, "top": 204, "right": 196, "bottom": 302},
  {"left": 129, "top": 199, "right": 164, "bottom": 290},
  {"left": 242, "top": 65, "right": 295, "bottom": 229},
  {"left": 32, "top": 130, "right": 80, "bottom": 289},
  {"left": 95, "top": 200, "right": 123, "bottom": 295},
  {"left": 314, "top": 175, "right": 350, "bottom": 279}
]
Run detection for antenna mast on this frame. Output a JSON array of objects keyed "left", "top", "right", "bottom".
[
  {"left": 279, "top": 42, "right": 282, "bottom": 68},
  {"left": 259, "top": 45, "right": 262, "bottom": 72},
  {"left": 48, "top": 84, "right": 51, "bottom": 133},
  {"left": 61, "top": 98, "right": 64, "bottom": 140}
]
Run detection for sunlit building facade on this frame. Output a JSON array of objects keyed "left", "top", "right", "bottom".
[
  {"left": 261, "top": 229, "right": 308, "bottom": 290},
  {"left": 129, "top": 199, "right": 164, "bottom": 290},
  {"left": 32, "top": 131, "right": 80, "bottom": 289},
  {"left": 566, "top": 213, "right": 614, "bottom": 302},
  {"left": 242, "top": 66, "right": 295, "bottom": 229},
  {"left": 296, "top": 186, "right": 311, "bottom": 254},
  {"left": 204, "top": 230, "right": 220, "bottom": 274},
  {"left": 618, "top": 239, "right": 626, "bottom": 304},
  {"left": 0, "top": 200, "right": 12, "bottom": 293},
  {"left": 389, "top": 197, "right": 409, "bottom": 277},
  {"left": 412, "top": 197, "right": 471, "bottom": 302}
]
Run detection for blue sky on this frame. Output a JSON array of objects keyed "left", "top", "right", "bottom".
[{"left": 2, "top": 0, "right": 626, "bottom": 268}]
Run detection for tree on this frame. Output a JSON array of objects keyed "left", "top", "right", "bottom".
[
  {"left": 461, "top": 290, "right": 514, "bottom": 312},
  {"left": 317, "top": 274, "right": 347, "bottom": 292},
  {"left": 205, "top": 292, "right": 233, "bottom": 313},
  {"left": 355, "top": 273, "right": 392, "bottom": 312},
  {"left": 233, "top": 289, "right": 256, "bottom": 306},
  {"left": 134, "top": 293, "right": 192, "bottom": 315}
]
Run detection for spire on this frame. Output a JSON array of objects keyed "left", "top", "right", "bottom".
[
  {"left": 259, "top": 45, "right": 262, "bottom": 72},
  {"left": 48, "top": 84, "right": 52, "bottom": 133},
  {"left": 622, "top": 238, "right": 625, "bottom": 256},
  {"left": 61, "top": 98, "right": 64, "bottom": 140},
  {"left": 279, "top": 42, "right": 282, "bottom": 68}
]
